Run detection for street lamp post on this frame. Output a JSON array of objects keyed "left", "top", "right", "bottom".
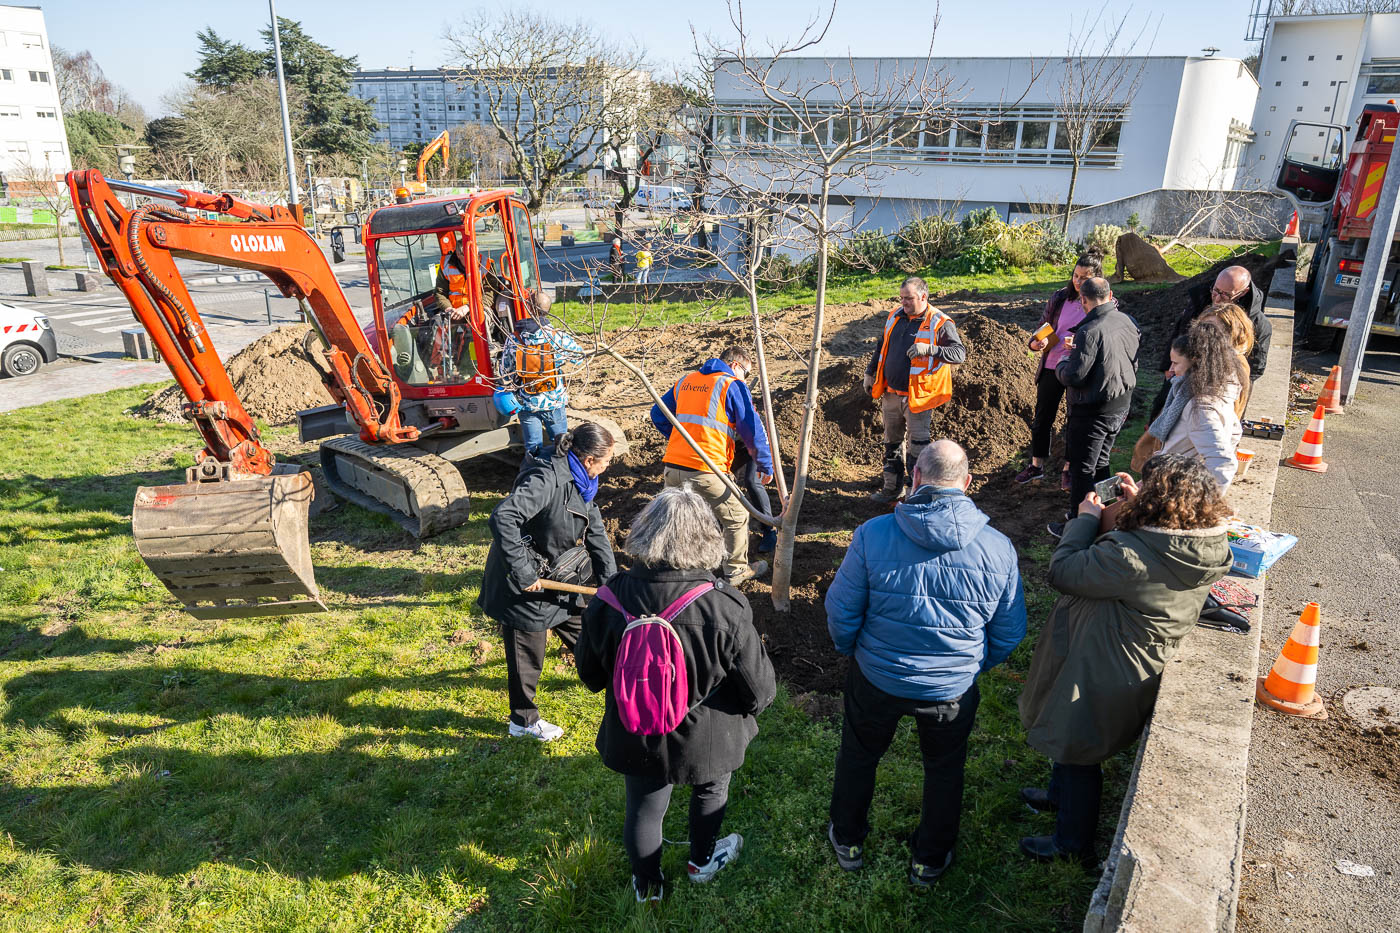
[
  {"left": 269, "top": 0, "right": 300, "bottom": 215},
  {"left": 398, "top": 157, "right": 409, "bottom": 188}
]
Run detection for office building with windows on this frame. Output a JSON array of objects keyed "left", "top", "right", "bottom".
[
  {"left": 710, "top": 55, "right": 1259, "bottom": 241},
  {"left": 1246, "top": 10, "right": 1400, "bottom": 179},
  {"left": 0, "top": 4, "right": 68, "bottom": 178}
]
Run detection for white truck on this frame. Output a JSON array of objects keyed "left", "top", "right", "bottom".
[{"left": 0, "top": 302, "right": 57, "bottom": 376}]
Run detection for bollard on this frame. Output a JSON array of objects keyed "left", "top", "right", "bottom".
[
  {"left": 264, "top": 289, "right": 272, "bottom": 325},
  {"left": 75, "top": 271, "right": 102, "bottom": 292},
  {"left": 21, "top": 260, "right": 49, "bottom": 297}
]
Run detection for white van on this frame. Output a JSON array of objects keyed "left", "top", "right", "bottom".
[
  {"left": 0, "top": 302, "right": 56, "bottom": 377},
  {"left": 635, "top": 185, "right": 693, "bottom": 212}
]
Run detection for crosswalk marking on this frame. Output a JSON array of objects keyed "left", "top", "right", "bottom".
[{"left": 51, "top": 306, "right": 135, "bottom": 320}]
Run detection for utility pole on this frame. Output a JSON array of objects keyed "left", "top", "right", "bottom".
[
  {"left": 270, "top": 0, "right": 300, "bottom": 215},
  {"left": 1339, "top": 134, "right": 1400, "bottom": 404}
]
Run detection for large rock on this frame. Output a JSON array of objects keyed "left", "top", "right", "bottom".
[{"left": 1111, "top": 232, "right": 1185, "bottom": 284}]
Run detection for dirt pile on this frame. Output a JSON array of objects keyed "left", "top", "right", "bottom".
[{"left": 135, "top": 324, "right": 334, "bottom": 426}]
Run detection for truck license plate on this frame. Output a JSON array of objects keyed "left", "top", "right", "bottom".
[{"left": 1334, "top": 274, "right": 1392, "bottom": 292}]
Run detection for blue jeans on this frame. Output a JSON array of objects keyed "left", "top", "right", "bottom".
[{"left": 519, "top": 406, "right": 568, "bottom": 457}]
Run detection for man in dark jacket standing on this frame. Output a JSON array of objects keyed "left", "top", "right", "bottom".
[
  {"left": 1169, "top": 265, "right": 1270, "bottom": 378},
  {"left": 824, "top": 440, "right": 1026, "bottom": 886},
  {"left": 1052, "top": 277, "right": 1139, "bottom": 538}
]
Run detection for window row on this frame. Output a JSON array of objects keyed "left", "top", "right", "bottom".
[
  {"left": 711, "top": 108, "right": 1125, "bottom": 165},
  {"left": 0, "top": 105, "right": 56, "bottom": 119},
  {"left": 0, "top": 69, "right": 50, "bottom": 83},
  {"left": 3, "top": 140, "right": 66, "bottom": 161}
]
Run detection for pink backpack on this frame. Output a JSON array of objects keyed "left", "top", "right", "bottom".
[{"left": 595, "top": 583, "right": 714, "bottom": 735}]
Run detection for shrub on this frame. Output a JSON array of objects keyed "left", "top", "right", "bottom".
[
  {"left": 831, "top": 229, "right": 900, "bottom": 276},
  {"left": 755, "top": 253, "right": 798, "bottom": 292},
  {"left": 896, "top": 215, "right": 964, "bottom": 271},
  {"left": 1036, "top": 225, "right": 1079, "bottom": 266},
  {"left": 998, "top": 235, "right": 1040, "bottom": 269},
  {"left": 960, "top": 207, "right": 1007, "bottom": 246},
  {"left": 1125, "top": 211, "right": 1141, "bottom": 231},
  {"left": 1086, "top": 223, "right": 1125, "bottom": 257},
  {"left": 943, "top": 241, "right": 1007, "bottom": 276}
]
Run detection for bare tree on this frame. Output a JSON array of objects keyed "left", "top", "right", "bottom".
[
  {"left": 1055, "top": 7, "right": 1155, "bottom": 233},
  {"left": 11, "top": 159, "right": 72, "bottom": 265},
  {"left": 601, "top": 80, "right": 695, "bottom": 224},
  {"left": 442, "top": 10, "right": 648, "bottom": 210},
  {"left": 451, "top": 123, "right": 512, "bottom": 186},
  {"left": 153, "top": 78, "right": 306, "bottom": 191},
  {"left": 683, "top": 0, "right": 1005, "bottom": 609}
]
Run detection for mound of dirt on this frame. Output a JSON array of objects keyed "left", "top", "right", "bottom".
[{"left": 134, "top": 324, "right": 334, "bottom": 426}]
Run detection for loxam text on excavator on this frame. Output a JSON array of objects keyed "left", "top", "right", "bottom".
[{"left": 67, "top": 170, "right": 622, "bottom": 621}]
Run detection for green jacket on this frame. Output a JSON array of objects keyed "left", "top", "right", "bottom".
[{"left": 1018, "top": 513, "right": 1231, "bottom": 766}]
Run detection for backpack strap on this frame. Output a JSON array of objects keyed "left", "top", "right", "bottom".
[
  {"left": 657, "top": 583, "right": 715, "bottom": 622},
  {"left": 594, "top": 585, "right": 633, "bottom": 623}
]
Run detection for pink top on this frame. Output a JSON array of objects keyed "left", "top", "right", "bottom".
[{"left": 1045, "top": 299, "right": 1088, "bottom": 370}]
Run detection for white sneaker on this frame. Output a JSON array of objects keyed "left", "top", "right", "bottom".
[
  {"left": 508, "top": 718, "right": 564, "bottom": 741},
  {"left": 687, "top": 833, "right": 743, "bottom": 883}
]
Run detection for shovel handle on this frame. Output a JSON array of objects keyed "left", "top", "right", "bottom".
[{"left": 537, "top": 579, "right": 598, "bottom": 596}]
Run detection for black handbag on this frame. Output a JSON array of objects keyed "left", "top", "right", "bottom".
[{"left": 542, "top": 544, "right": 595, "bottom": 587}]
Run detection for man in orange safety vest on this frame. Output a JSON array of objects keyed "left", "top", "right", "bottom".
[{"left": 863, "top": 276, "right": 966, "bottom": 503}]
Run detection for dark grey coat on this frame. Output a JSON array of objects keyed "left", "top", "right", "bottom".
[
  {"left": 477, "top": 455, "right": 616, "bottom": 633},
  {"left": 1055, "top": 299, "right": 1140, "bottom": 409},
  {"left": 576, "top": 565, "right": 777, "bottom": 784},
  {"left": 1167, "top": 278, "right": 1272, "bottom": 377},
  {"left": 1018, "top": 513, "right": 1232, "bottom": 765}
]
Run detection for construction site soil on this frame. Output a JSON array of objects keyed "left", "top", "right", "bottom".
[{"left": 133, "top": 252, "right": 1280, "bottom": 696}]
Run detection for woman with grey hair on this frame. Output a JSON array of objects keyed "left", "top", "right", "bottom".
[{"left": 576, "top": 485, "right": 777, "bottom": 904}]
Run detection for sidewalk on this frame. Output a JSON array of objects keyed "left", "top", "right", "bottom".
[{"left": 1237, "top": 338, "right": 1400, "bottom": 931}]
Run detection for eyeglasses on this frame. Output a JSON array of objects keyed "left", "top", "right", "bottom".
[{"left": 1210, "top": 285, "right": 1244, "bottom": 300}]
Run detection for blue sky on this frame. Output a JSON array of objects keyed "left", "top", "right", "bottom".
[{"left": 41, "top": 0, "right": 1259, "bottom": 115}]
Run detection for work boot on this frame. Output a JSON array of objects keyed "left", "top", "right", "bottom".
[
  {"left": 757, "top": 526, "right": 777, "bottom": 554},
  {"left": 869, "top": 471, "right": 904, "bottom": 504}
]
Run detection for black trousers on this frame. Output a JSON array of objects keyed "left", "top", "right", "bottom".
[
  {"left": 829, "top": 664, "right": 981, "bottom": 865},
  {"left": 730, "top": 445, "right": 773, "bottom": 519},
  {"left": 1050, "top": 761, "right": 1103, "bottom": 855},
  {"left": 502, "top": 618, "right": 581, "bottom": 727},
  {"left": 1065, "top": 404, "right": 1129, "bottom": 515},
  {"left": 1031, "top": 366, "right": 1067, "bottom": 461},
  {"left": 624, "top": 771, "right": 732, "bottom": 889}
]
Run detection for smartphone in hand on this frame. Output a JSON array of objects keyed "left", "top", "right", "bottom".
[{"left": 1095, "top": 475, "right": 1125, "bottom": 506}]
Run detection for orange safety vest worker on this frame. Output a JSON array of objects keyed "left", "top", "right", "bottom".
[
  {"left": 515, "top": 341, "right": 560, "bottom": 395},
  {"left": 663, "top": 370, "right": 738, "bottom": 472},
  {"left": 869, "top": 308, "right": 954, "bottom": 413}
]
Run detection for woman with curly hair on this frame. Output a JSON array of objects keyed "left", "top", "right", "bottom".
[
  {"left": 1197, "top": 303, "right": 1255, "bottom": 417},
  {"left": 1131, "top": 323, "right": 1244, "bottom": 488},
  {"left": 1016, "top": 455, "right": 1233, "bottom": 866}
]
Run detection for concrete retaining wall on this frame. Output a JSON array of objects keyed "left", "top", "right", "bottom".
[
  {"left": 1084, "top": 265, "right": 1297, "bottom": 932},
  {"left": 1041, "top": 189, "right": 1295, "bottom": 243}
]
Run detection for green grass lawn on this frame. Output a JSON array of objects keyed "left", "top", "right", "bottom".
[{"left": 0, "top": 387, "right": 1127, "bottom": 931}]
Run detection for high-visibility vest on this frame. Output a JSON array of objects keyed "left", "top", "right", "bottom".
[
  {"left": 663, "top": 370, "right": 738, "bottom": 471},
  {"left": 515, "top": 339, "right": 560, "bottom": 395},
  {"left": 870, "top": 308, "right": 954, "bottom": 413}
]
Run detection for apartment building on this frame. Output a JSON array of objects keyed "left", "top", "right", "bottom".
[{"left": 0, "top": 4, "right": 68, "bottom": 178}]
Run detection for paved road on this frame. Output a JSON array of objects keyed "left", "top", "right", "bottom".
[{"left": 1238, "top": 336, "right": 1400, "bottom": 931}]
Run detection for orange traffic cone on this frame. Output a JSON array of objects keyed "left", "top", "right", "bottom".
[
  {"left": 1256, "top": 602, "right": 1327, "bottom": 719},
  {"left": 1284, "top": 211, "right": 1299, "bottom": 237},
  {"left": 1284, "top": 403, "right": 1328, "bottom": 473},
  {"left": 1317, "top": 365, "right": 1344, "bottom": 414}
]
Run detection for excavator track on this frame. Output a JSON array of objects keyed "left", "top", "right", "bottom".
[{"left": 320, "top": 437, "right": 472, "bottom": 538}]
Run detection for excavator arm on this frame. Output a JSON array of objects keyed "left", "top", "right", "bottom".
[
  {"left": 66, "top": 170, "right": 418, "bottom": 620},
  {"left": 416, "top": 131, "right": 450, "bottom": 183}
]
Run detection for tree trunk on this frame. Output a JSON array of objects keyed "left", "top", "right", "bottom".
[
  {"left": 55, "top": 211, "right": 64, "bottom": 266},
  {"left": 1061, "top": 158, "right": 1081, "bottom": 236},
  {"left": 770, "top": 175, "right": 831, "bottom": 611}
]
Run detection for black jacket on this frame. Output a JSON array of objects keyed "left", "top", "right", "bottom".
[
  {"left": 1164, "top": 279, "right": 1271, "bottom": 377},
  {"left": 1056, "top": 299, "right": 1140, "bottom": 410},
  {"left": 478, "top": 455, "right": 616, "bottom": 632},
  {"left": 576, "top": 565, "right": 777, "bottom": 784}
]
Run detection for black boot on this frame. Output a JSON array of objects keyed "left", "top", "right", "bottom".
[
  {"left": 1018, "top": 835, "right": 1097, "bottom": 870},
  {"left": 1019, "top": 787, "right": 1057, "bottom": 813},
  {"left": 871, "top": 443, "right": 905, "bottom": 503}
]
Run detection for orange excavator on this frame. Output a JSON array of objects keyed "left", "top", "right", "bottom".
[
  {"left": 67, "top": 170, "right": 616, "bottom": 620},
  {"left": 406, "top": 131, "right": 450, "bottom": 195}
]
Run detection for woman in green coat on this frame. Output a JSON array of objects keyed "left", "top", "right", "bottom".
[{"left": 1017, "top": 455, "right": 1233, "bottom": 865}]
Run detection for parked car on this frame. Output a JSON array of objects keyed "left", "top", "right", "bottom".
[
  {"left": 0, "top": 302, "right": 56, "bottom": 377},
  {"left": 635, "top": 185, "right": 693, "bottom": 213},
  {"left": 583, "top": 187, "right": 618, "bottom": 211}
]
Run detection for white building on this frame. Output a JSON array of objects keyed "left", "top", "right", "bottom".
[
  {"left": 1246, "top": 11, "right": 1400, "bottom": 177},
  {"left": 711, "top": 55, "right": 1261, "bottom": 242},
  {"left": 0, "top": 4, "right": 68, "bottom": 180}
]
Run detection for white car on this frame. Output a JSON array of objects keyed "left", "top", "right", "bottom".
[{"left": 0, "top": 302, "right": 57, "bottom": 377}]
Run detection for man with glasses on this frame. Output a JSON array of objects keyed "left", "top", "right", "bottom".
[{"left": 1149, "top": 265, "right": 1271, "bottom": 420}]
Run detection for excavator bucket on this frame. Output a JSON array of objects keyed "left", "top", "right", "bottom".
[{"left": 132, "top": 466, "right": 326, "bottom": 620}]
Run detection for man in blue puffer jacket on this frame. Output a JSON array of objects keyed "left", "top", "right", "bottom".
[{"left": 824, "top": 439, "right": 1026, "bottom": 887}]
